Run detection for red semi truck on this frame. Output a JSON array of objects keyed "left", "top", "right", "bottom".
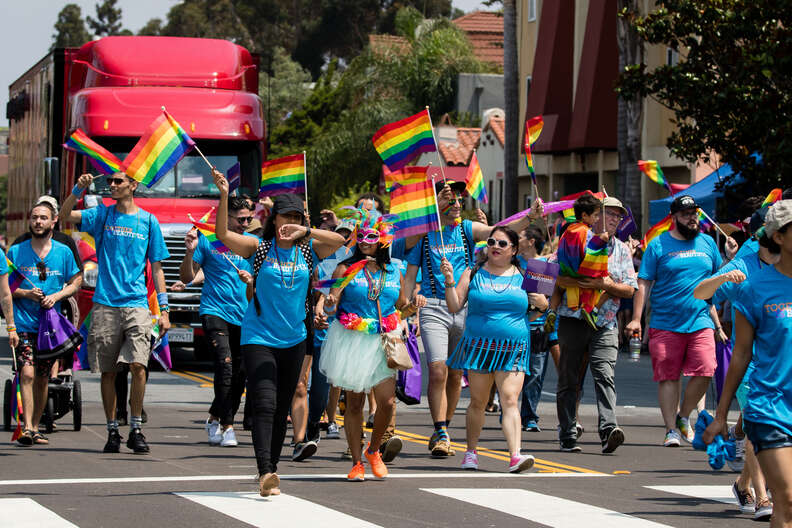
[{"left": 6, "top": 36, "right": 266, "bottom": 360}]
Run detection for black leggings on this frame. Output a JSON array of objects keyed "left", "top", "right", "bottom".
[
  {"left": 202, "top": 315, "right": 245, "bottom": 426},
  {"left": 243, "top": 341, "right": 306, "bottom": 475}
]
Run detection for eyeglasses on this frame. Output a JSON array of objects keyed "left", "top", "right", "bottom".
[
  {"left": 36, "top": 261, "right": 47, "bottom": 281},
  {"left": 605, "top": 210, "right": 624, "bottom": 221},
  {"left": 231, "top": 216, "right": 254, "bottom": 224},
  {"left": 677, "top": 209, "right": 698, "bottom": 218},
  {"left": 357, "top": 231, "right": 381, "bottom": 244},
  {"left": 107, "top": 177, "right": 126, "bottom": 186},
  {"left": 486, "top": 238, "right": 512, "bottom": 249}
]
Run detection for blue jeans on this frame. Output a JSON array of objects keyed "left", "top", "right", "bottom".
[
  {"left": 308, "top": 342, "right": 330, "bottom": 425},
  {"left": 521, "top": 327, "right": 550, "bottom": 425}
]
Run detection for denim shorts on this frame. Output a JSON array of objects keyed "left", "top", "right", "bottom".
[{"left": 743, "top": 418, "right": 792, "bottom": 454}]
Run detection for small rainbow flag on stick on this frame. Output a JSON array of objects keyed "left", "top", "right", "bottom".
[
  {"left": 465, "top": 151, "right": 488, "bottom": 203},
  {"left": 10, "top": 372, "right": 23, "bottom": 442},
  {"left": 761, "top": 188, "right": 782, "bottom": 209},
  {"left": 641, "top": 215, "right": 674, "bottom": 250},
  {"left": 259, "top": 153, "right": 306, "bottom": 198},
  {"left": 192, "top": 221, "right": 231, "bottom": 254},
  {"left": 313, "top": 260, "right": 367, "bottom": 290},
  {"left": 389, "top": 167, "right": 440, "bottom": 239},
  {"left": 372, "top": 109, "right": 436, "bottom": 171},
  {"left": 698, "top": 210, "right": 714, "bottom": 232},
  {"left": 121, "top": 109, "right": 196, "bottom": 188},
  {"left": 383, "top": 166, "right": 428, "bottom": 192},
  {"left": 524, "top": 116, "right": 544, "bottom": 184},
  {"left": 6, "top": 257, "right": 30, "bottom": 293},
  {"left": 638, "top": 160, "right": 673, "bottom": 195},
  {"left": 63, "top": 129, "right": 123, "bottom": 175}
]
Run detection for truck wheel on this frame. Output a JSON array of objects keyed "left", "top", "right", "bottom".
[
  {"left": 72, "top": 380, "right": 82, "bottom": 431},
  {"left": 3, "top": 379, "right": 11, "bottom": 432}
]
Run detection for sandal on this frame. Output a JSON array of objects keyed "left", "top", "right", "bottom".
[
  {"left": 16, "top": 429, "right": 34, "bottom": 446},
  {"left": 32, "top": 431, "right": 49, "bottom": 445}
]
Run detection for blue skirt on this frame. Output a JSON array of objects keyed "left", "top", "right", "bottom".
[{"left": 447, "top": 334, "right": 530, "bottom": 372}]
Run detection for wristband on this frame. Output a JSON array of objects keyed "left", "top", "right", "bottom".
[
  {"left": 160, "top": 305, "right": 170, "bottom": 313},
  {"left": 444, "top": 281, "right": 456, "bottom": 287},
  {"left": 157, "top": 292, "right": 169, "bottom": 306},
  {"left": 6, "top": 326, "right": 16, "bottom": 333},
  {"left": 72, "top": 184, "right": 86, "bottom": 198},
  {"left": 305, "top": 226, "right": 312, "bottom": 239}
]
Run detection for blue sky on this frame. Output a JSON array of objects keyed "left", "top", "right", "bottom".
[{"left": 2, "top": 0, "right": 491, "bottom": 127}]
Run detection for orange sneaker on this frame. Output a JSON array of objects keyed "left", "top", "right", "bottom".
[
  {"left": 364, "top": 445, "right": 388, "bottom": 480},
  {"left": 347, "top": 462, "right": 365, "bottom": 481}
]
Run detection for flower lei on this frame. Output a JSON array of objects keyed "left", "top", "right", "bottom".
[{"left": 338, "top": 311, "right": 401, "bottom": 334}]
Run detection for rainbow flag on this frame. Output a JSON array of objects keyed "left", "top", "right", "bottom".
[
  {"left": 192, "top": 221, "right": 230, "bottom": 254},
  {"left": 226, "top": 162, "right": 241, "bottom": 194},
  {"left": 74, "top": 310, "right": 91, "bottom": 371},
  {"left": 389, "top": 170, "right": 440, "bottom": 239},
  {"left": 698, "top": 210, "right": 714, "bottom": 232},
  {"left": 313, "top": 260, "right": 367, "bottom": 290},
  {"left": 146, "top": 264, "right": 171, "bottom": 371},
  {"left": 63, "top": 128, "right": 123, "bottom": 175},
  {"left": 641, "top": 214, "right": 673, "bottom": 250},
  {"left": 198, "top": 207, "right": 215, "bottom": 223},
  {"left": 761, "top": 188, "right": 782, "bottom": 209},
  {"left": 523, "top": 116, "right": 544, "bottom": 183},
  {"left": 562, "top": 208, "right": 576, "bottom": 223},
  {"left": 121, "top": 110, "right": 195, "bottom": 188},
  {"left": 10, "top": 372, "right": 23, "bottom": 442},
  {"left": 638, "top": 160, "right": 673, "bottom": 194},
  {"left": 6, "top": 257, "right": 25, "bottom": 293},
  {"left": 259, "top": 153, "right": 306, "bottom": 197},
  {"left": 383, "top": 165, "right": 428, "bottom": 192},
  {"left": 465, "top": 151, "right": 488, "bottom": 203},
  {"left": 557, "top": 223, "right": 609, "bottom": 313},
  {"left": 372, "top": 109, "right": 436, "bottom": 171}
]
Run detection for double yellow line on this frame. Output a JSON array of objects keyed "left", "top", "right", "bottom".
[{"left": 171, "top": 369, "right": 213, "bottom": 387}]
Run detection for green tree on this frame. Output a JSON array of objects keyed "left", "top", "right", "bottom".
[
  {"left": 137, "top": 18, "right": 163, "bottom": 36},
  {"left": 161, "top": 0, "right": 254, "bottom": 51},
  {"left": 51, "top": 4, "right": 92, "bottom": 50},
  {"left": 617, "top": 1, "right": 792, "bottom": 195},
  {"left": 260, "top": 47, "right": 314, "bottom": 129},
  {"left": 87, "top": 0, "right": 125, "bottom": 37}
]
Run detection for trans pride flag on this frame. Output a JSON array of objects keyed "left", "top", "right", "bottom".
[
  {"left": 372, "top": 109, "right": 436, "bottom": 171},
  {"left": 121, "top": 110, "right": 195, "bottom": 188},
  {"left": 63, "top": 129, "right": 123, "bottom": 175}
]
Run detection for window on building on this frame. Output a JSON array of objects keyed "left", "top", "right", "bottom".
[
  {"left": 666, "top": 48, "right": 679, "bottom": 66},
  {"left": 527, "top": 0, "right": 536, "bottom": 22}
]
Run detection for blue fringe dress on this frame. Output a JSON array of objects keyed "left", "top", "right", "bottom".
[{"left": 446, "top": 267, "right": 531, "bottom": 372}]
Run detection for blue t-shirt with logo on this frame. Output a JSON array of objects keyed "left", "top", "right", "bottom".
[
  {"left": 241, "top": 241, "right": 316, "bottom": 348},
  {"left": 79, "top": 205, "right": 169, "bottom": 308},
  {"left": 338, "top": 263, "right": 401, "bottom": 320},
  {"left": 638, "top": 232, "right": 722, "bottom": 333},
  {"left": 7, "top": 240, "right": 80, "bottom": 332},
  {"left": 734, "top": 265, "right": 792, "bottom": 436},
  {"left": 192, "top": 232, "right": 255, "bottom": 326},
  {"left": 407, "top": 219, "right": 474, "bottom": 299}
]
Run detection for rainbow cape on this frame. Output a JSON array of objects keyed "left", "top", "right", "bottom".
[
  {"left": 6, "top": 257, "right": 26, "bottom": 293},
  {"left": 63, "top": 129, "right": 122, "bottom": 175},
  {"left": 641, "top": 215, "right": 673, "bottom": 250},
  {"left": 465, "top": 151, "right": 488, "bottom": 203},
  {"left": 523, "top": 116, "right": 544, "bottom": 183},
  {"left": 372, "top": 109, "right": 436, "bottom": 171},
  {"left": 557, "top": 222, "right": 609, "bottom": 313},
  {"left": 638, "top": 160, "right": 673, "bottom": 194},
  {"left": 389, "top": 167, "right": 440, "bottom": 239},
  {"left": 259, "top": 153, "right": 306, "bottom": 197},
  {"left": 313, "top": 259, "right": 367, "bottom": 290},
  {"left": 121, "top": 110, "right": 195, "bottom": 188},
  {"left": 761, "top": 188, "right": 782, "bottom": 209},
  {"left": 192, "top": 221, "right": 230, "bottom": 254}
]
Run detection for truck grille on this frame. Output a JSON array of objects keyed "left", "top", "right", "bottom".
[{"left": 163, "top": 234, "right": 201, "bottom": 313}]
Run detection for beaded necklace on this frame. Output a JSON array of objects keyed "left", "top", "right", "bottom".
[
  {"left": 487, "top": 265, "right": 518, "bottom": 294},
  {"left": 363, "top": 265, "right": 387, "bottom": 300},
  {"left": 273, "top": 243, "right": 298, "bottom": 289}
]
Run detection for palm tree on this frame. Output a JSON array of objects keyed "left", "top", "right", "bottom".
[{"left": 503, "top": 0, "right": 519, "bottom": 217}]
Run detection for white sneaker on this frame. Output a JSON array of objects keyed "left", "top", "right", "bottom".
[
  {"left": 206, "top": 419, "right": 222, "bottom": 445},
  {"left": 663, "top": 429, "right": 681, "bottom": 447},
  {"left": 461, "top": 450, "right": 479, "bottom": 470},
  {"left": 221, "top": 427, "right": 238, "bottom": 447},
  {"left": 726, "top": 425, "right": 745, "bottom": 472},
  {"left": 509, "top": 454, "right": 535, "bottom": 473},
  {"left": 326, "top": 422, "right": 341, "bottom": 439}
]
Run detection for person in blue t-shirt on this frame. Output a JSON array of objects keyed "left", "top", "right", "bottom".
[
  {"left": 61, "top": 172, "right": 170, "bottom": 455},
  {"left": 705, "top": 200, "right": 792, "bottom": 526},
  {"left": 212, "top": 169, "right": 345, "bottom": 497},
  {"left": 180, "top": 196, "right": 255, "bottom": 448},
  {"left": 8, "top": 202, "right": 81, "bottom": 446},
  {"left": 627, "top": 195, "right": 727, "bottom": 448},
  {"left": 403, "top": 179, "right": 543, "bottom": 457}
]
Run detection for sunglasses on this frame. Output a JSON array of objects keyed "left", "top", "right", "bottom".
[
  {"left": 231, "top": 216, "right": 254, "bottom": 224},
  {"left": 486, "top": 238, "right": 512, "bottom": 249},
  {"left": 36, "top": 261, "right": 47, "bottom": 281},
  {"left": 107, "top": 177, "right": 126, "bottom": 186},
  {"left": 357, "top": 231, "right": 381, "bottom": 244}
]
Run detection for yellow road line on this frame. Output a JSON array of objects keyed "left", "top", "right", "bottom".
[{"left": 170, "top": 370, "right": 212, "bottom": 386}]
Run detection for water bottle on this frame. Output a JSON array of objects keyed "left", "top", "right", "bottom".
[{"left": 629, "top": 330, "right": 641, "bottom": 361}]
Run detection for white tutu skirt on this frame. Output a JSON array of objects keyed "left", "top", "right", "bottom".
[{"left": 319, "top": 319, "right": 396, "bottom": 393}]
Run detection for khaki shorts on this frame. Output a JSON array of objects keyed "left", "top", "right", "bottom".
[{"left": 88, "top": 303, "right": 152, "bottom": 373}]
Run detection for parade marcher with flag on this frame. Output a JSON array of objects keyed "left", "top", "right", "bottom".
[
  {"left": 319, "top": 208, "right": 408, "bottom": 481},
  {"left": 704, "top": 200, "right": 792, "bottom": 526},
  {"left": 212, "top": 169, "right": 344, "bottom": 497},
  {"left": 7, "top": 201, "right": 81, "bottom": 446},
  {"left": 61, "top": 172, "right": 169, "bottom": 454},
  {"left": 440, "top": 225, "right": 547, "bottom": 473},
  {"left": 180, "top": 196, "right": 256, "bottom": 448}
]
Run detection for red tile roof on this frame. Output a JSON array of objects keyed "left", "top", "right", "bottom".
[
  {"left": 482, "top": 117, "right": 505, "bottom": 147},
  {"left": 453, "top": 11, "right": 504, "bottom": 67},
  {"left": 438, "top": 127, "right": 482, "bottom": 165}
]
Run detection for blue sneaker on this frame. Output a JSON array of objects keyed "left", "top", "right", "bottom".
[{"left": 523, "top": 421, "right": 541, "bottom": 432}]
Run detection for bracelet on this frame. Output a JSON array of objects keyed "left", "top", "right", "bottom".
[
  {"left": 444, "top": 281, "right": 456, "bottom": 287},
  {"left": 305, "top": 226, "right": 312, "bottom": 239},
  {"left": 6, "top": 326, "right": 16, "bottom": 333},
  {"left": 323, "top": 304, "right": 337, "bottom": 314},
  {"left": 72, "top": 184, "right": 86, "bottom": 198},
  {"left": 157, "top": 292, "right": 169, "bottom": 306},
  {"left": 160, "top": 305, "right": 170, "bottom": 313}
]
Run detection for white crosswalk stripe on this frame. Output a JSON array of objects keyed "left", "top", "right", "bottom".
[
  {"left": 644, "top": 485, "right": 739, "bottom": 506},
  {"left": 422, "top": 488, "right": 673, "bottom": 527},
  {"left": 176, "top": 491, "right": 383, "bottom": 527},
  {"left": 0, "top": 498, "right": 79, "bottom": 528}
]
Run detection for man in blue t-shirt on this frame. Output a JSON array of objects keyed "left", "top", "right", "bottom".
[
  {"left": 8, "top": 202, "right": 81, "bottom": 446},
  {"left": 180, "top": 196, "right": 254, "bottom": 448},
  {"left": 62, "top": 172, "right": 170, "bottom": 455},
  {"left": 628, "top": 195, "right": 725, "bottom": 448}
]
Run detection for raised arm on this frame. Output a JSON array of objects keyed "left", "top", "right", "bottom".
[
  {"left": 60, "top": 173, "right": 95, "bottom": 225},
  {"left": 213, "top": 169, "right": 259, "bottom": 258}
]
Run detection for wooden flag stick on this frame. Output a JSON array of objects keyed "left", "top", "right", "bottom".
[
  {"left": 161, "top": 105, "right": 213, "bottom": 170},
  {"left": 425, "top": 106, "right": 447, "bottom": 184},
  {"left": 222, "top": 253, "right": 241, "bottom": 272},
  {"left": 430, "top": 173, "right": 447, "bottom": 256},
  {"left": 303, "top": 150, "right": 309, "bottom": 210},
  {"left": 698, "top": 207, "right": 730, "bottom": 238}
]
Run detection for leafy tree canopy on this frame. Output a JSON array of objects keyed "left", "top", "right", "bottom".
[
  {"left": 51, "top": 4, "right": 92, "bottom": 50},
  {"left": 617, "top": 1, "right": 792, "bottom": 194},
  {"left": 87, "top": 0, "right": 126, "bottom": 37}
]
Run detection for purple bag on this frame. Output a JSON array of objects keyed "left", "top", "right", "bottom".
[
  {"left": 37, "top": 308, "right": 84, "bottom": 361},
  {"left": 395, "top": 324, "right": 422, "bottom": 405}
]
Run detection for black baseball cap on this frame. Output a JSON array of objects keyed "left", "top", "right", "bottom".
[
  {"left": 271, "top": 193, "right": 304, "bottom": 216},
  {"left": 434, "top": 180, "right": 467, "bottom": 195},
  {"left": 670, "top": 195, "right": 699, "bottom": 213}
]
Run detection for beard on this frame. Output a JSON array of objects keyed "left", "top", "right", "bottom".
[
  {"left": 30, "top": 226, "right": 53, "bottom": 239},
  {"left": 676, "top": 221, "right": 699, "bottom": 240}
]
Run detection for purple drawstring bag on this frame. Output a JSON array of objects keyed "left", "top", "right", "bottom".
[
  {"left": 37, "top": 308, "right": 84, "bottom": 361},
  {"left": 396, "top": 324, "right": 422, "bottom": 405}
]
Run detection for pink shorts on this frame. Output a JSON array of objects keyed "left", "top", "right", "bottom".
[{"left": 648, "top": 328, "right": 716, "bottom": 382}]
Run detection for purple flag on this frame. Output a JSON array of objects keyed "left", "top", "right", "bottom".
[
  {"left": 521, "top": 259, "right": 560, "bottom": 296},
  {"left": 616, "top": 205, "right": 637, "bottom": 242},
  {"left": 227, "top": 162, "right": 241, "bottom": 194}
]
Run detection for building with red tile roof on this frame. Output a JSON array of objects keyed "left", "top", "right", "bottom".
[{"left": 453, "top": 11, "right": 504, "bottom": 68}]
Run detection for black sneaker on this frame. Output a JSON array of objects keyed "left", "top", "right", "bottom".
[
  {"left": 601, "top": 427, "right": 625, "bottom": 454},
  {"left": 306, "top": 423, "right": 321, "bottom": 444},
  {"left": 560, "top": 439, "right": 582, "bottom": 453},
  {"left": 292, "top": 440, "right": 317, "bottom": 461},
  {"left": 103, "top": 429, "right": 122, "bottom": 453},
  {"left": 126, "top": 429, "right": 150, "bottom": 454}
]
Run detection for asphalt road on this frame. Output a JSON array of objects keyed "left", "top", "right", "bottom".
[{"left": 0, "top": 337, "right": 755, "bottom": 528}]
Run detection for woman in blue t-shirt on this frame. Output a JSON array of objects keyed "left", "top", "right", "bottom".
[
  {"left": 320, "top": 210, "right": 408, "bottom": 482},
  {"left": 213, "top": 170, "right": 345, "bottom": 497},
  {"left": 704, "top": 200, "right": 792, "bottom": 524},
  {"left": 440, "top": 226, "right": 548, "bottom": 474}
]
